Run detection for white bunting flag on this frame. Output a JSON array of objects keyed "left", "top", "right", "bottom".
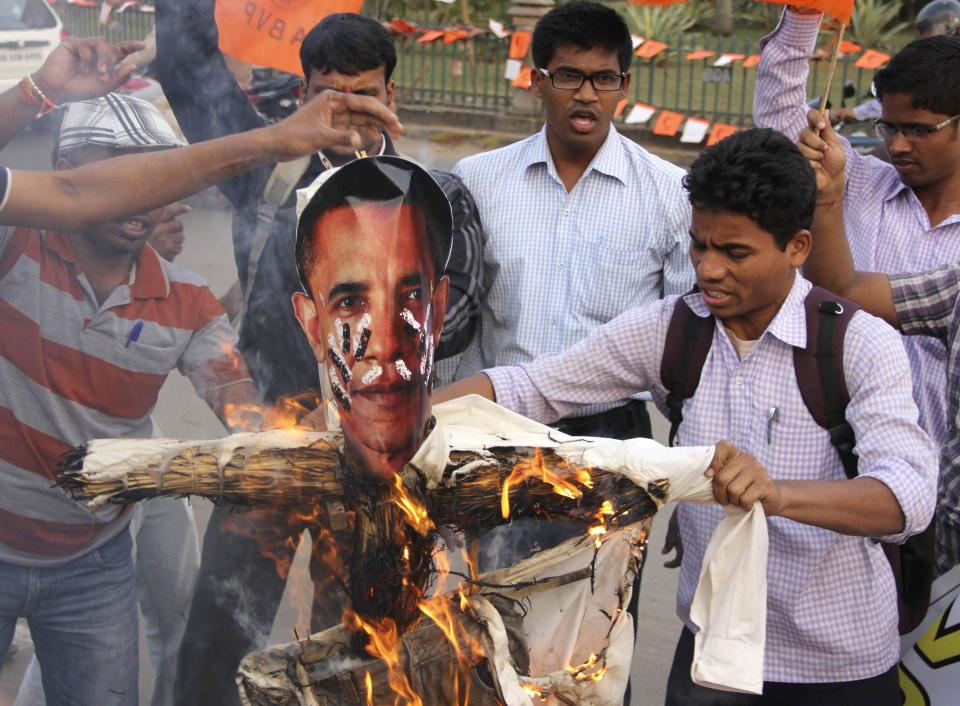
[
  {"left": 680, "top": 117, "right": 710, "bottom": 144},
  {"left": 624, "top": 102, "right": 656, "bottom": 125},
  {"left": 489, "top": 19, "right": 509, "bottom": 39},
  {"left": 504, "top": 59, "right": 522, "bottom": 81}
]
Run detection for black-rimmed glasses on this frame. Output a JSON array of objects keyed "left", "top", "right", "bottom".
[
  {"left": 536, "top": 68, "right": 626, "bottom": 92},
  {"left": 873, "top": 114, "right": 960, "bottom": 140}
]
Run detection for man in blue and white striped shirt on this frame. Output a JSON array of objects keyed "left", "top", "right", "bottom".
[{"left": 452, "top": 0, "right": 693, "bottom": 442}]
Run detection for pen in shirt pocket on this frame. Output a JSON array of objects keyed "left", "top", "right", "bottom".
[
  {"left": 766, "top": 406, "right": 779, "bottom": 445},
  {"left": 125, "top": 320, "right": 144, "bottom": 348}
]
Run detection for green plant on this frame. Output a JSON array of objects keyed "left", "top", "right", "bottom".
[
  {"left": 848, "top": 0, "right": 911, "bottom": 50},
  {"left": 615, "top": 1, "right": 711, "bottom": 39}
]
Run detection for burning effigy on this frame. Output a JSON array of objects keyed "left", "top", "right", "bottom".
[{"left": 56, "top": 158, "right": 769, "bottom": 704}]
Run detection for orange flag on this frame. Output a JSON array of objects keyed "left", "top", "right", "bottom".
[
  {"left": 509, "top": 31, "right": 532, "bottom": 60},
  {"left": 443, "top": 30, "right": 468, "bottom": 44},
  {"left": 707, "top": 123, "right": 737, "bottom": 146},
  {"left": 742, "top": 54, "right": 761, "bottom": 68},
  {"left": 653, "top": 110, "right": 685, "bottom": 137},
  {"left": 755, "top": 0, "right": 853, "bottom": 24},
  {"left": 855, "top": 49, "right": 891, "bottom": 69},
  {"left": 685, "top": 50, "right": 716, "bottom": 61},
  {"left": 417, "top": 30, "right": 444, "bottom": 44},
  {"left": 511, "top": 66, "right": 533, "bottom": 90},
  {"left": 635, "top": 40, "right": 669, "bottom": 59},
  {"left": 215, "top": 0, "right": 362, "bottom": 77}
]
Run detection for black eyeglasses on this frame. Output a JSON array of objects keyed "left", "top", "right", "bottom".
[
  {"left": 536, "top": 68, "right": 626, "bottom": 92},
  {"left": 873, "top": 114, "right": 960, "bottom": 140}
]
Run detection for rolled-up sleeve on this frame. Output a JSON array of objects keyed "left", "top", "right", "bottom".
[
  {"left": 891, "top": 264, "right": 960, "bottom": 344},
  {"left": 843, "top": 312, "right": 938, "bottom": 543},
  {"left": 487, "top": 299, "right": 671, "bottom": 423}
]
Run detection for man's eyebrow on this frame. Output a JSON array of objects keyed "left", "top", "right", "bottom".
[
  {"left": 400, "top": 273, "right": 428, "bottom": 288},
  {"left": 688, "top": 231, "right": 751, "bottom": 251},
  {"left": 327, "top": 282, "right": 367, "bottom": 301}
]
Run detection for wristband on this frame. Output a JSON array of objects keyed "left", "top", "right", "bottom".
[{"left": 18, "top": 74, "right": 58, "bottom": 116}]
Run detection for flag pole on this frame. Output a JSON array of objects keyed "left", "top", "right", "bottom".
[{"left": 819, "top": 22, "right": 847, "bottom": 116}]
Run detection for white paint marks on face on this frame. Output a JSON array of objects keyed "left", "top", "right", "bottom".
[
  {"left": 395, "top": 359, "right": 412, "bottom": 381},
  {"left": 419, "top": 304, "right": 435, "bottom": 380},
  {"left": 328, "top": 366, "right": 352, "bottom": 411},
  {"left": 361, "top": 361, "right": 383, "bottom": 385},
  {"left": 400, "top": 308, "right": 421, "bottom": 332},
  {"left": 352, "top": 313, "right": 373, "bottom": 357}
]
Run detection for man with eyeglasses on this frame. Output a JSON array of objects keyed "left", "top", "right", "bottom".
[
  {"left": 450, "top": 1, "right": 692, "bottom": 490},
  {"left": 755, "top": 9, "right": 960, "bottom": 575}
]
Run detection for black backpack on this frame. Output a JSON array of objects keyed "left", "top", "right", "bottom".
[{"left": 660, "top": 286, "right": 935, "bottom": 635}]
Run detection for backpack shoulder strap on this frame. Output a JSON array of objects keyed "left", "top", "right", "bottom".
[
  {"left": 793, "top": 286, "right": 860, "bottom": 478},
  {"left": 661, "top": 294, "right": 715, "bottom": 447}
]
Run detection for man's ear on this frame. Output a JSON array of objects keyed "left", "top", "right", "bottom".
[
  {"left": 531, "top": 67, "right": 545, "bottom": 98},
  {"left": 386, "top": 79, "right": 397, "bottom": 112},
  {"left": 788, "top": 229, "right": 812, "bottom": 268},
  {"left": 430, "top": 276, "right": 450, "bottom": 344},
  {"left": 292, "top": 291, "right": 327, "bottom": 362}
]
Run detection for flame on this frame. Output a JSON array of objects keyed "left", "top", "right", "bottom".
[
  {"left": 500, "top": 448, "right": 584, "bottom": 519},
  {"left": 391, "top": 475, "right": 435, "bottom": 536},
  {"left": 587, "top": 500, "right": 617, "bottom": 549},
  {"left": 565, "top": 652, "right": 608, "bottom": 682},
  {"left": 365, "top": 671, "right": 374, "bottom": 706},
  {"left": 345, "top": 610, "right": 423, "bottom": 706},
  {"left": 222, "top": 391, "right": 321, "bottom": 432},
  {"left": 576, "top": 469, "right": 594, "bottom": 489},
  {"left": 521, "top": 683, "right": 544, "bottom": 698}
]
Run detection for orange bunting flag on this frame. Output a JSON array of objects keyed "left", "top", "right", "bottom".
[
  {"left": 417, "top": 30, "right": 444, "bottom": 44},
  {"left": 511, "top": 66, "right": 533, "bottom": 90},
  {"left": 653, "top": 110, "right": 685, "bottom": 137},
  {"left": 615, "top": 98, "right": 630, "bottom": 118},
  {"left": 855, "top": 49, "right": 891, "bottom": 70},
  {"left": 685, "top": 50, "right": 716, "bottom": 61},
  {"left": 635, "top": 40, "right": 669, "bottom": 59},
  {"left": 388, "top": 19, "right": 418, "bottom": 34},
  {"left": 839, "top": 39, "right": 862, "bottom": 54},
  {"left": 755, "top": 0, "right": 854, "bottom": 24},
  {"left": 742, "top": 54, "right": 761, "bottom": 68},
  {"left": 443, "top": 30, "right": 468, "bottom": 44},
  {"left": 707, "top": 123, "right": 738, "bottom": 146},
  {"left": 215, "top": 0, "right": 362, "bottom": 76},
  {"left": 509, "top": 31, "right": 532, "bottom": 59}
]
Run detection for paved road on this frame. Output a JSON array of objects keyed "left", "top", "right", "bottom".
[{"left": 0, "top": 129, "right": 683, "bottom": 706}]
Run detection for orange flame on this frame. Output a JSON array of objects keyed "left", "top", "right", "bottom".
[
  {"left": 565, "top": 652, "right": 608, "bottom": 682},
  {"left": 345, "top": 610, "right": 423, "bottom": 706},
  {"left": 222, "top": 391, "right": 321, "bottom": 432},
  {"left": 500, "top": 448, "right": 584, "bottom": 519},
  {"left": 364, "top": 671, "right": 374, "bottom": 706},
  {"left": 392, "top": 475, "right": 435, "bottom": 536},
  {"left": 588, "top": 500, "right": 617, "bottom": 549}
]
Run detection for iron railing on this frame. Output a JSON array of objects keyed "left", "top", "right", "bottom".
[{"left": 58, "top": 7, "right": 879, "bottom": 128}]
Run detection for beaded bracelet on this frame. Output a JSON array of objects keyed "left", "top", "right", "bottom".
[{"left": 18, "top": 74, "right": 59, "bottom": 116}]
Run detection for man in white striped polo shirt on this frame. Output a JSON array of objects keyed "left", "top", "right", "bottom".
[{"left": 0, "top": 94, "right": 261, "bottom": 706}]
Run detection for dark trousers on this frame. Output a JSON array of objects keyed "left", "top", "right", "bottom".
[
  {"left": 666, "top": 627, "right": 902, "bottom": 706},
  {"left": 173, "top": 507, "right": 344, "bottom": 706}
]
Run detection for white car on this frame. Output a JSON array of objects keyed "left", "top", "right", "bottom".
[{"left": 0, "top": 0, "right": 62, "bottom": 93}]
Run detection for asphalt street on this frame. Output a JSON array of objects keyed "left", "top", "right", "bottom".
[{"left": 0, "top": 128, "right": 682, "bottom": 706}]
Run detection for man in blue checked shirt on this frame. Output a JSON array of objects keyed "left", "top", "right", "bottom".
[
  {"left": 437, "top": 128, "right": 938, "bottom": 705},
  {"left": 451, "top": 0, "right": 693, "bottom": 445}
]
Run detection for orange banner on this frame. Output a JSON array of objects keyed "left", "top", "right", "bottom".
[
  {"left": 855, "top": 49, "right": 891, "bottom": 70},
  {"left": 511, "top": 66, "right": 533, "bottom": 90},
  {"left": 509, "top": 31, "right": 532, "bottom": 60},
  {"left": 215, "top": 0, "right": 362, "bottom": 77},
  {"left": 707, "top": 123, "right": 737, "bottom": 146},
  {"left": 653, "top": 110, "right": 684, "bottom": 137},
  {"left": 635, "top": 40, "right": 669, "bottom": 59}
]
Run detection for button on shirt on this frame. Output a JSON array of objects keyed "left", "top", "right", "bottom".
[
  {"left": 486, "top": 274, "right": 937, "bottom": 682},
  {"left": 453, "top": 125, "right": 693, "bottom": 412},
  {"left": 891, "top": 264, "right": 960, "bottom": 573},
  {"left": 754, "top": 9, "right": 960, "bottom": 450}
]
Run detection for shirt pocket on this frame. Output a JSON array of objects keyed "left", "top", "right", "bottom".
[
  {"left": 751, "top": 394, "right": 839, "bottom": 481},
  {"left": 570, "top": 234, "right": 652, "bottom": 324}
]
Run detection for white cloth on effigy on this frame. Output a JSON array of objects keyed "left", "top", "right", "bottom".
[{"left": 416, "top": 396, "right": 768, "bottom": 701}]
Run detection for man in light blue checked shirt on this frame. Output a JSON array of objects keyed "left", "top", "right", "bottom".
[
  {"left": 437, "top": 129, "right": 938, "bottom": 704},
  {"left": 452, "top": 1, "right": 693, "bottom": 442}
]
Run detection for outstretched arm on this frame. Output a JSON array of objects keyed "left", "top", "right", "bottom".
[
  {"left": 1, "top": 91, "right": 402, "bottom": 232},
  {"left": 798, "top": 109, "right": 900, "bottom": 327},
  {"left": 0, "top": 36, "right": 143, "bottom": 149}
]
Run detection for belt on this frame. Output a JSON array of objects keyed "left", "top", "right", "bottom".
[{"left": 552, "top": 400, "right": 649, "bottom": 439}]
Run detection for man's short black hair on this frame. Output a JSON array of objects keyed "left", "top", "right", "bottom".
[
  {"left": 683, "top": 128, "right": 816, "bottom": 250},
  {"left": 300, "top": 13, "right": 397, "bottom": 82},
  {"left": 874, "top": 35, "right": 960, "bottom": 117},
  {"left": 532, "top": 1, "right": 633, "bottom": 73},
  {"left": 296, "top": 156, "right": 453, "bottom": 294}
]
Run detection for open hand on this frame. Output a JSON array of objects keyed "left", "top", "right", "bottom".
[
  {"left": 267, "top": 90, "right": 403, "bottom": 162},
  {"left": 797, "top": 108, "right": 847, "bottom": 202},
  {"left": 33, "top": 37, "right": 144, "bottom": 104},
  {"left": 706, "top": 441, "right": 782, "bottom": 515}
]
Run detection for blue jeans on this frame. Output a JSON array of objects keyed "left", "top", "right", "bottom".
[{"left": 0, "top": 531, "right": 139, "bottom": 706}]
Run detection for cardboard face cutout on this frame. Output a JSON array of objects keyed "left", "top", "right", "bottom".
[{"left": 292, "top": 157, "right": 452, "bottom": 481}]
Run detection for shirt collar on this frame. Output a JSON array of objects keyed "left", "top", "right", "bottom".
[
  {"left": 522, "top": 124, "right": 629, "bottom": 186},
  {"left": 130, "top": 244, "right": 171, "bottom": 300},
  {"left": 683, "top": 273, "right": 811, "bottom": 349}
]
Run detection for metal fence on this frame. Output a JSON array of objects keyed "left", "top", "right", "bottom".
[{"left": 59, "top": 7, "right": 877, "bottom": 128}]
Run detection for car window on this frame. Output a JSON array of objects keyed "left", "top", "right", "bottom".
[{"left": 0, "top": 0, "right": 56, "bottom": 30}]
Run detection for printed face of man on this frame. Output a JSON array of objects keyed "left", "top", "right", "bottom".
[{"left": 293, "top": 203, "right": 448, "bottom": 480}]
